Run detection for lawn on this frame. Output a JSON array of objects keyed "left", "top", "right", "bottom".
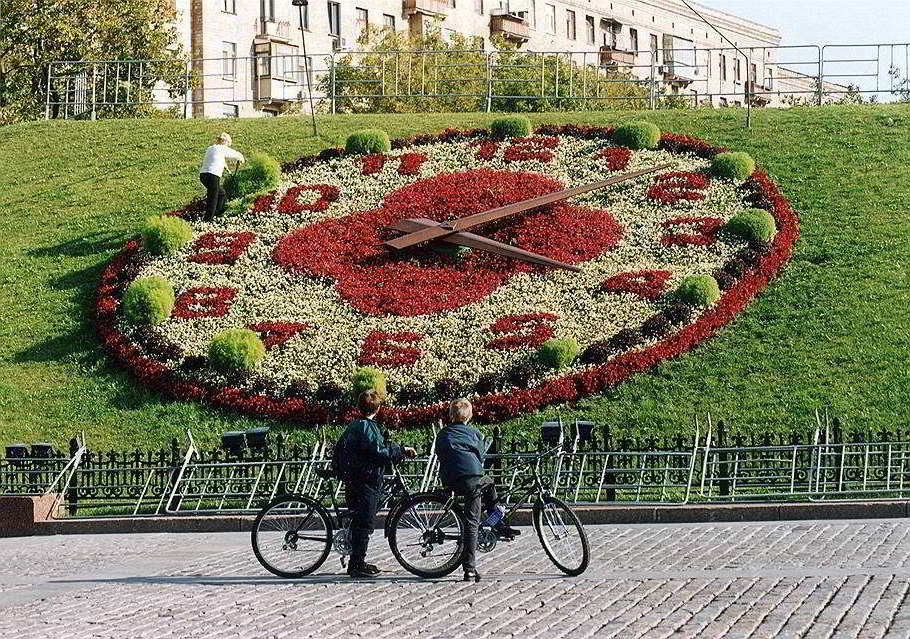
[{"left": 0, "top": 106, "right": 908, "bottom": 450}]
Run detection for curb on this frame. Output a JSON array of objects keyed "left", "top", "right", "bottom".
[{"left": 21, "top": 500, "right": 910, "bottom": 537}]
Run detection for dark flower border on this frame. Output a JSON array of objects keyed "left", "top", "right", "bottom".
[{"left": 95, "top": 126, "right": 799, "bottom": 428}]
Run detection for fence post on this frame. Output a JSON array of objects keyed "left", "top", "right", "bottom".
[
  {"left": 182, "top": 60, "right": 190, "bottom": 119},
  {"left": 44, "top": 63, "right": 53, "bottom": 120},
  {"left": 66, "top": 436, "right": 80, "bottom": 516},
  {"left": 717, "top": 420, "right": 729, "bottom": 497},
  {"left": 649, "top": 51, "right": 657, "bottom": 110},
  {"left": 485, "top": 52, "right": 493, "bottom": 113},
  {"left": 817, "top": 46, "right": 825, "bottom": 106},
  {"left": 601, "top": 423, "right": 615, "bottom": 502},
  {"left": 329, "top": 54, "right": 337, "bottom": 115},
  {"left": 90, "top": 64, "right": 97, "bottom": 121}
]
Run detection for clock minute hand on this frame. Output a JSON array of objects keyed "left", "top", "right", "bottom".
[{"left": 384, "top": 163, "right": 672, "bottom": 251}]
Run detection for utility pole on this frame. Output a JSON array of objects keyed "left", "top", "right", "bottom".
[{"left": 292, "top": 0, "right": 318, "bottom": 136}]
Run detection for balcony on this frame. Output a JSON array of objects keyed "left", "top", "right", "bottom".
[
  {"left": 404, "top": 0, "right": 449, "bottom": 17},
  {"left": 660, "top": 63, "right": 696, "bottom": 87},
  {"left": 599, "top": 46, "right": 635, "bottom": 68},
  {"left": 255, "top": 19, "right": 291, "bottom": 42},
  {"left": 490, "top": 13, "right": 530, "bottom": 44},
  {"left": 745, "top": 80, "right": 772, "bottom": 106}
]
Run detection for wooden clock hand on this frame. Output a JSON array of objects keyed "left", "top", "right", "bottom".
[
  {"left": 383, "top": 163, "right": 671, "bottom": 251},
  {"left": 388, "top": 218, "right": 582, "bottom": 272}
]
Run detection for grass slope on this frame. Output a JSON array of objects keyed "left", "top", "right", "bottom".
[{"left": 1, "top": 106, "right": 908, "bottom": 449}]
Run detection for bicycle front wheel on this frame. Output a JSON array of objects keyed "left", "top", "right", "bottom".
[
  {"left": 389, "top": 493, "right": 466, "bottom": 578},
  {"left": 533, "top": 496, "right": 590, "bottom": 576},
  {"left": 251, "top": 494, "right": 333, "bottom": 578}
]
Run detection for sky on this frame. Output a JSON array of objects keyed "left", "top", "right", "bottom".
[{"left": 697, "top": 0, "right": 910, "bottom": 47}]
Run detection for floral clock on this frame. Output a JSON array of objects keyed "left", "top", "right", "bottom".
[{"left": 95, "top": 122, "right": 799, "bottom": 428}]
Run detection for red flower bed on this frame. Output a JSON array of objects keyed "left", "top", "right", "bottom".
[
  {"left": 358, "top": 330, "right": 424, "bottom": 367},
  {"left": 486, "top": 313, "right": 559, "bottom": 351},
  {"left": 597, "top": 147, "right": 632, "bottom": 171},
  {"left": 96, "top": 128, "right": 799, "bottom": 429},
  {"left": 661, "top": 217, "right": 725, "bottom": 247},
  {"left": 647, "top": 172, "right": 711, "bottom": 205},
  {"left": 189, "top": 231, "right": 256, "bottom": 265}
]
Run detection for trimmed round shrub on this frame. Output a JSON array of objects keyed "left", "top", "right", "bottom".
[
  {"left": 725, "top": 208, "right": 777, "bottom": 243},
  {"left": 675, "top": 275, "right": 721, "bottom": 307},
  {"left": 352, "top": 366, "right": 387, "bottom": 399},
  {"left": 223, "top": 152, "right": 281, "bottom": 200},
  {"left": 613, "top": 121, "right": 661, "bottom": 149},
  {"left": 536, "top": 338, "right": 580, "bottom": 370},
  {"left": 123, "top": 276, "right": 175, "bottom": 325},
  {"left": 345, "top": 129, "right": 391, "bottom": 155},
  {"left": 490, "top": 115, "right": 532, "bottom": 139},
  {"left": 208, "top": 328, "right": 265, "bottom": 373},
  {"left": 711, "top": 151, "right": 756, "bottom": 181},
  {"left": 140, "top": 215, "right": 193, "bottom": 256}
]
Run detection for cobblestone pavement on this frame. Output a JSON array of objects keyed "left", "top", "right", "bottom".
[{"left": 3, "top": 519, "right": 910, "bottom": 638}]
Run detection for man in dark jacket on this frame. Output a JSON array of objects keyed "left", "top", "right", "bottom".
[
  {"left": 434, "top": 398, "right": 520, "bottom": 581},
  {"left": 336, "top": 389, "right": 416, "bottom": 578}
]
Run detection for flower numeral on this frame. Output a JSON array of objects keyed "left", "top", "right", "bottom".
[{"left": 486, "top": 313, "right": 559, "bottom": 351}]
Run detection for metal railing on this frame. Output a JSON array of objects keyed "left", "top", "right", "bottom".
[
  {"left": 41, "top": 41, "right": 910, "bottom": 120},
  {"left": 7, "top": 411, "right": 910, "bottom": 519}
]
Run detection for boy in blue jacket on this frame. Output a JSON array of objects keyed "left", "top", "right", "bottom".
[
  {"left": 434, "top": 398, "right": 520, "bottom": 582},
  {"left": 336, "top": 390, "right": 416, "bottom": 578}
]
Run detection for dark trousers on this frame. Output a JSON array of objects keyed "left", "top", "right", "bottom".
[
  {"left": 199, "top": 172, "right": 226, "bottom": 221},
  {"left": 451, "top": 475, "right": 498, "bottom": 573},
  {"left": 344, "top": 479, "right": 381, "bottom": 567}
]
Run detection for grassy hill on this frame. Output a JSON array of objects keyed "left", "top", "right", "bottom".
[{"left": 0, "top": 106, "right": 908, "bottom": 450}]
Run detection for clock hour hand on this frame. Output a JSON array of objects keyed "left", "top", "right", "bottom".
[
  {"left": 388, "top": 218, "right": 582, "bottom": 272},
  {"left": 384, "top": 163, "right": 671, "bottom": 251}
]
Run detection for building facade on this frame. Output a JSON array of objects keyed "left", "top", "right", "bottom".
[{"left": 174, "top": 0, "right": 830, "bottom": 117}]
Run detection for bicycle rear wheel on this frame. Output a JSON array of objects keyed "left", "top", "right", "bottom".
[
  {"left": 388, "top": 493, "right": 466, "bottom": 578},
  {"left": 251, "top": 494, "right": 333, "bottom": 578},
  {"left": 532, "top": 496, "right": 590, "bottom": 576}
]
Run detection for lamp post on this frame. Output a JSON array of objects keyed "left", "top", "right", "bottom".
[{"left": 292, "top": 0, "right": 318, "bottom": 136}]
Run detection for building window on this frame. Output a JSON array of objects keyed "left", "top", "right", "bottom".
[
  {"left": 260, "top": 0, "right": 275, "bottom": 22},
  {"left": 222, "top": 103, "right": 239, "bottom": 118},
  {"left": 765, "top": 67, "right": 774, "bottom": 89},
  {"left": 719, "top": 53, "right": 727, "bottom": 81},
  {"left": 650, "top": 33, "right": 659, "bottom": 64},
  {"left": 544, "top": 4, "right": 556, "bottom": 34},
  {"left": 328, "top": 2, "right": 341, "bottom": 36},
  {"left": 355, "top": 7, "right": 368, "bottom": 38},
  {"left": 273, "top": 42, "right": 299, "bottom": 81},
  {"left": 629, "top": 27, "right": 638, "bottom": 52},
  {"left": 750, "top": 63, "right": 757, "bottom": 83},
  {"left": 585, "top": 16, "right": 595, "bottom": 45},
  {"left": 299, "top": 3, "right": 310, "bottom": 30},
  {"left": 383, "top": 13, "right": 396, "bottom": 30},
  {"left": 566, "top": 10, "right": 576, "bottom": 40},
  {"left": 734, "top": 57, "right": 741, "bottom": 82},
  {"left": 223, "top": 0, "right": 236, "bottom": 14},
  {"left": 222, "top": 42, "right": 237, "bottom": 80}
]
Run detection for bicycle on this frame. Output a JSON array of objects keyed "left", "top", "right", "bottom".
[
  {"left": 251, "top": 462, "right": 414, "bottom": 578},
  {"left": 387, "top": 446, "right": 590, "bottom": 578}
]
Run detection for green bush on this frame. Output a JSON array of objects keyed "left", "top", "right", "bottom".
[
  {"left": 223, "top": 152, "right": 281, "bottom": 200},
  {"left": 725, "top": 208, "right": 777, "bottom": 242},
  {"left": 613, "top": 121, "right": 661, "bottom": 149},
  {"left": 345, "top": 129, "right": 391, "bottom": 155},
  {"left": 351, "top": 366, "right": 387, "bottom": 399},
  {"left": 490, "top": 115, "right": 532, "bottom": 139},
  {"left": 140, "top": 215, "right": 193, "bottom": 256},
  {"left": 675, "top": 275, "right": 721, "bottom": 307},
  {"left": 711, "top": 151, "right": 756, "bottom": 181},
  {"left": 123, "top": 277, "right": 175, "bottom": 325},
  {"left": 208, "top": 328, "right": 265, "bottom": 373},
  {"left": 537, "top": 338, "right": 580, "bottom": 370}
]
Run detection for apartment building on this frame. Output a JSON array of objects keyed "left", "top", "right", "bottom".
[{"left": 174, "top": 0, "right": 827, "bottom": 117}]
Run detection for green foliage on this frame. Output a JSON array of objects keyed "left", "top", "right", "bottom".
[
  {"left": 726, "top": 208, "right": 777, "bottom": 242},
  {"left": 140, "top": 215, "right": 193, "bottom": 256},
  {"left": 351, "top": 367, "right": 388, "bottom": 399},
  {"left": 208, "top": 328, "right": 265, "bottom": 373},
  {"left": 490, "top": 115, "right": 531, "bottom": 139},
  {"left": 345, "top": 129, "right": 392, "bottom": 155},
  {"left": 675, "top": 275, "right": 721, "bottom": 307},
  {"left": 711, "top": 151, "right": 756, "bottom": 181},
  {"left": 0, "top": 0, "right": 188, "bottom": 123},
  {"left": 322, "top": 29, "right": 649, "bottom": 114},
  {"left": 613, "top": 121, "right": 661, "bottom": 149},
  {"left": 223, "top": 152, "right": 280, "bottom": 200},
  {"left": 122, "top": 277, "right": 174, "bottom": 325},
  {"left": 537, "top": 338, "right": 580, "bottom": 370}
]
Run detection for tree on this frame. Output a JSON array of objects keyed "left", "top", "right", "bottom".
[{"left": 0, "top": 0, "right": 188, "bottom": 123}]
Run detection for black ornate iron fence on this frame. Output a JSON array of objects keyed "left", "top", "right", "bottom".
[{"left": 4, "top": 411, "right": 910, "bottom": 518}]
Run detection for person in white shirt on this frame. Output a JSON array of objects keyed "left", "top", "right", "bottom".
[{"left": 199, "top": 132, "right": 245, "bottom": 221}]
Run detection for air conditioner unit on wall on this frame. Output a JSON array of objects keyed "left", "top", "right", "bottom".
[{"left": 332, "top": 37, "right": 347, "bottom": 51}]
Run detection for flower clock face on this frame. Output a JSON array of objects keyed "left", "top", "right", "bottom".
[{"left": 96, "top": 125, "right": 799, "bottom": 427}]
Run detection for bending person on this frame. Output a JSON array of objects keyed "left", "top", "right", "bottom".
[{"left": 199, "top": 132, "right": 245, "bottom": 221}]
